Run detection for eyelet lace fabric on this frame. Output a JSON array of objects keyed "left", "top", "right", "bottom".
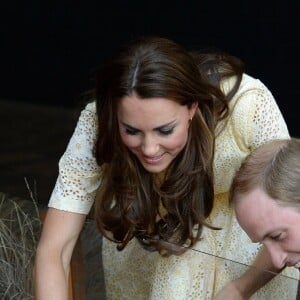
[
  {"left": 49, "top": 102, "right": 101, "bottom": 214},
  {"left": 49, "top": 74, "right": 299, "bottom": 299}
]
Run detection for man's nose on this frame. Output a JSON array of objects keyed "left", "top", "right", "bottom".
[{"left": 264, "top": 242, "right": 287, "bottom": 269}]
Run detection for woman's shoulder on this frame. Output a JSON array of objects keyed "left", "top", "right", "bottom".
[
  {"left": 77, "top": 100, "right": 98, "bottom": 127},
  {"left": 83, "top": 100, "right": 97, "bottom": 113},
  {"left": 221, "top": 73, "right": 268, "bottom": 97},
  {"left": 238, "top": 73, "right": 269, "bottom": 93}
]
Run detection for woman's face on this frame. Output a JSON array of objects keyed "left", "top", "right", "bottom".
[
  {"left": 235, "top": 188, "right": 300, "bottom": 269},
  {"left": 117, "top": 94, "right": 197, "bottom": 173}
]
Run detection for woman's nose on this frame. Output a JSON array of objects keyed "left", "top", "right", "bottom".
[
  {"left": 141, "top": 135, "right": 159, "bottom": 156},
  {"left": 265, "top": 242, "right": 287, "bottom": 269}
]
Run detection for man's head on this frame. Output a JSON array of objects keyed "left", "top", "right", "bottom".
[{"left": 230, "top": 138, "right": 300, "bottom": 268}]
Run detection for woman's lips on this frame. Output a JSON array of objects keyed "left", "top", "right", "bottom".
[{"left": 143, "top": 154, "right": 164, "bottom": 164}]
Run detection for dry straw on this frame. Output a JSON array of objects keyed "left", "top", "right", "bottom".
[{"left": 0, "top": 180, "right": 41, "bottom": 299}]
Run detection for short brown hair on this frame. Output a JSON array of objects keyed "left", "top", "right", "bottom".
[{"left": 230, "top": 138, "right": 300, "bottom": 207}]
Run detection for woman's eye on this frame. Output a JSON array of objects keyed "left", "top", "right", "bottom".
[
  {"left": 159, "top": 128, "right": 174, "bottom": 135},
  {"left": 125, "top": 128, "right": 139, "bottom": 135}
]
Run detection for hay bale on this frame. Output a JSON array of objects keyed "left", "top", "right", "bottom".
[{"left": 0, "top": 192, "right": 41, "bottom": 300}]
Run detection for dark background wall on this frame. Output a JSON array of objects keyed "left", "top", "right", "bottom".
[
  {"left": 1, "top": 1, "right": 299, "bottom": 134},
  {"left": 0, "top": 1, "right": 299, "bottom": 204}
]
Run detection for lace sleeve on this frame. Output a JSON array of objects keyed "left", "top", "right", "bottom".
[
  {"left": 48, "top": 102, "right": 101, "bottom": 214},
  {"left": 231, "top": 81, "right": 290, "bottom": 151}
]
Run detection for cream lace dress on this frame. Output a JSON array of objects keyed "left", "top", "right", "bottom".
[{"left": 49, "top": 74, "right": 299, "bottom": 299}]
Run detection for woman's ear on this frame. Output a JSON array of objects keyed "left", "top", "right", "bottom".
[{"left": 189, "top": 102, "right": 198, "bottom": 119}]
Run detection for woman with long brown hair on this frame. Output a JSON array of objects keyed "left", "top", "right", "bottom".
[{"left": 34, "top": 37, "right": 298, "bottom": 299}]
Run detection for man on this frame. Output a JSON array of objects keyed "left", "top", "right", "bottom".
[{"left": 230, "top": 138, "right": 300, "bottom": 269}]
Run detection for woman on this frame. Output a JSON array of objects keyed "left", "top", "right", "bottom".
[
  {"left": 231, "top": 138, "right": 300, "bottom": 271},
  {"left": 34, "top": 37, "right": 298, "bottom": 299}
]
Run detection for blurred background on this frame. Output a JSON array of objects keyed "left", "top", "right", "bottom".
[{"left": 0, "top": 1, "right": 299, "bottom": 206}]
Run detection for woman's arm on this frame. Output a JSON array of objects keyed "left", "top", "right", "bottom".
[{"left": 33, "top": 208, "right": 86, "bottom": 300}]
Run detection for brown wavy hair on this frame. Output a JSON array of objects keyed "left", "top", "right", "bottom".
[{"left": 94, "top": 36, "right": 244, "bottom": 256}]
